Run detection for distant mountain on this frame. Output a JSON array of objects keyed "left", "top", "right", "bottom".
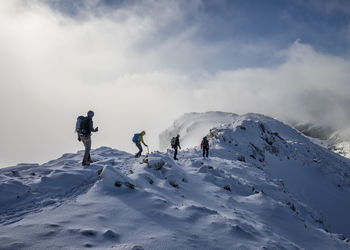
[
  {"left": 292, "top": 121, "right": 350, "bottom": 159},
  {"left": 1, "top": 113, "right": 349, "bottom": 249}
]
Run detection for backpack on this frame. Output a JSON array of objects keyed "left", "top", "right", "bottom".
[
  {"left": 170, "top": 137, "right": 177, "bottom": 148},
  {"left": 132, "top": 133, "right": 140, "bottom": 143},
  {"left": 76, "top": 116, "right": 90, "bottom": 135},
  {"left": 76, "top": 116, "right": 86, "bottom": 134}
]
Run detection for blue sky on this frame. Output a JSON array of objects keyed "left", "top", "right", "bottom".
[
  {"left": 42, "top": 0, "right": 350, "bottom": 69},
  {"left": 0, "top": 0, "right": 350, "bottom": 166}
]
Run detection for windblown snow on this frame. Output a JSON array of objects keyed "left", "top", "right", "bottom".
[
  {"left": 159, "top": 111, "right": 238, "bottom": 151},
  {"left": 1, "top": 112, "right": 350, "bottom": 250}
]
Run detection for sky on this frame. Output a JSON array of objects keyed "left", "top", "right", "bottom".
[{"left": 0, "top": 0, "right": 350, "bottom": 167}]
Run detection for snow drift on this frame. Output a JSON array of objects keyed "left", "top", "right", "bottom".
[
  {"left": 159, "top": 111, "right": 238, "bottom": 150},
  {"left": 1, "top": 113, "right": 350, "bottom": 249}
]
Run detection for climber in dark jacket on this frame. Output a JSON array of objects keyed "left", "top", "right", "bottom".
[
  {"left": 80, "top": 110, "right": 98, "bottom": 166},
  {"left": 201, "top": 136, "right": 209, "bottom": 158},
  {"left": 172, "top": 134, "right": 181, "bottom": 160}
]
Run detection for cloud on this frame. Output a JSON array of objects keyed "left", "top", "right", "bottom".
[
  {"left": 194, "top": 41, "right": 350, "bottom": 126},
  {"left": 0, "top": 0, "right": 350, "bottom": 166}
]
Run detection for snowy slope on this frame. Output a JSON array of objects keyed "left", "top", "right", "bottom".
[
  {"left": 1, "top": 113, "right": 350, "bottom": 249},
  {"left": 159, "top": 111, "right": 238, "bottom": 151},
  {"left": 205, "top": 114, "right": 350, "bottom": 237},
  {"left": 331, "top": 141, "right": 350, "bottom": 159},
  {"left": 293, "top": 121, "right": 350, "bottom": 159}
]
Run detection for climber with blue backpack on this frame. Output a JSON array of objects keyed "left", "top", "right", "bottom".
[
  {"left": 132, "top": 131, "right": 148, "bottom": 158},
  {"left": 76, "top": 110, "right": 99, "bottom": 166}
]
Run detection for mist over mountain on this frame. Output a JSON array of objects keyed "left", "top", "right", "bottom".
[{"left": 1, "top": 0, "right": 350, "bottom": 167}]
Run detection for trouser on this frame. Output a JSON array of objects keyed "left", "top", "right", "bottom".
[
  {"left": 202, "top": 147, "right": 209, "bottom": 158},
  {"left": 81, "top": 135, "right": 91, "bottom": 163},
  {"left": 135, "top": 141, "right": 143, "bottom": 157},
  {"left": 173, "top": 147, "right": 178, "bottom": 159}
]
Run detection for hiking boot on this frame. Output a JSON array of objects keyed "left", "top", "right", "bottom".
[
  {"left": 174, "top": 158, "right": 178, "bottom": 160},
  {"left": 88, "top": 160, "right": 94, "bottom": 164},
  {"left": 82, "top": 162, "right": 90, "bottom": 166}
]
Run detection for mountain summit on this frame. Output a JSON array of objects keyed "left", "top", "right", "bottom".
[{"left": 1, "top": 113, "right": 350, "bottom": 249}]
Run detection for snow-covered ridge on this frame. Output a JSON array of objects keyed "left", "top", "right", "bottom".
[
  {"left": 161, "top": 112, "right": 350, "bottom": 160},
  {"left": 159, "top": 111, "right": 238, "bottom": 150},
  {"left": 207, "top": 114, "right": 350, "bottom": 235},
  {"left": 1, "top": 113, "right": 350, "bottom": 249}
]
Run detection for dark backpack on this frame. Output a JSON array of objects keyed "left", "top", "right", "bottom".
[
  {"left": 76, "top": 116, "right": 89, "bottom": 135},
  {"left": 202, "top": 138, "right": 209, "bottom": 148},
  {"left": 170, "top": 137, "right": 177, "bottom": 148}
]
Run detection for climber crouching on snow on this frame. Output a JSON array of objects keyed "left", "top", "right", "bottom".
[
  {"left": 132, "top": 131, "right": 148, "bottom": 158},
  {"left": 76, "top": 110, "right": 99, "bottom": 166},
  {"left": 201, "top": 136, "right": 209, "bottom": 158}
]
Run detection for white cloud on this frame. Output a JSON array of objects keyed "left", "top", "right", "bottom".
[{"left": 0, "top": 1, "right": 350, "bottom": 166}]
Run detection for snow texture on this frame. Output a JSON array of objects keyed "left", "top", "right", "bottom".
[
  {"left": 1, "top": 113, "right": 350, "bottom": 249},
  {"left": 159, "top": 111, "right": 238, "bottom": 151}
]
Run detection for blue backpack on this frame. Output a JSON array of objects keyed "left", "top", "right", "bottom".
[{"left": 132, "top": 133, "right": 140, "bottom": 143}]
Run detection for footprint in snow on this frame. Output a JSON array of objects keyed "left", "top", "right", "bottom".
[
  {"left": 80, "top": 229, "right": 97, "bottom": 237},
  {"left": 132, "top": 246, "right": 144, "bottom": 250}
]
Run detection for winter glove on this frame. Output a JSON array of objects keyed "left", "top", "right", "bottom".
[{"left": 95, "top": 127, "right": 99, "bottom": 132}]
